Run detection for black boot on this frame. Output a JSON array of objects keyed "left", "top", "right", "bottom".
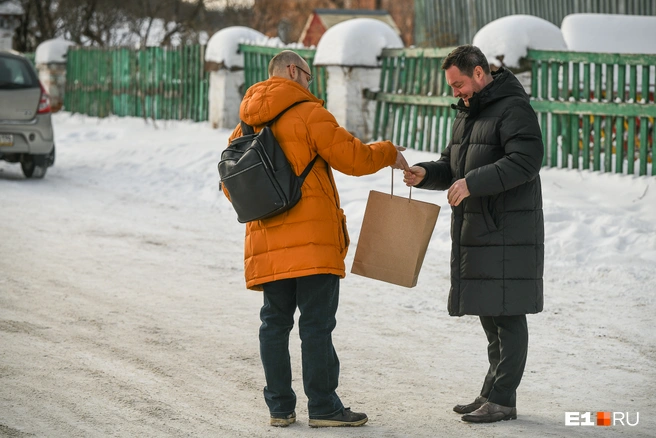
[{"left": 461, "top": 402, "right": 517, "bottom": 423}]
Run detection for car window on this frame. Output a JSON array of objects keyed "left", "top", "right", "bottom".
[{"left": 0, "top": 56, "right": 39, "bottom": 89}]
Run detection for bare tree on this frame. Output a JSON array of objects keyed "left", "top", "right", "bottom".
[
  {"left": 13, "top": 0, "right": 211, "bottom": 50},
  {"left": 14, "top": 0, "right": 60, "bottom": 51},
  {"left": 203, "top": 0, "right": 252, "bottom": 32},
  {"left": 160, "top": 0, "right": 206, "bottom": 46}
]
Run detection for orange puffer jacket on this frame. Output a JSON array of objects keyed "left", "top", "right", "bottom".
[{"left": 224, "top": 76, "right": 397, "bottom": 290}]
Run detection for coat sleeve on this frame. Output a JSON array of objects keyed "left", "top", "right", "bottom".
[
  {"left": 414, "top": 142, "right": 454, "bottom": 191},
  {"left": 465, "top": 100, "right": 544, "bottom": 197},
  {"left": 221, "top": 124, "right": 243, "bottom": 201},
  {"left": 305, "top": 105, "right": 397, "bottom": 176}
]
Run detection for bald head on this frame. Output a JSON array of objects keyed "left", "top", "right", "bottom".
[{"left": 268, "top": 50, "right": 307, "bottom": 77}]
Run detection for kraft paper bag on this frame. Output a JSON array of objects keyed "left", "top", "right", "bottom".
[{"left": 351, "top": 189, "right": 440, "bottom": 288}]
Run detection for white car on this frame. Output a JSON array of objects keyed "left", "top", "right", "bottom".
[{"left": 0, "top": 51, "right": 55, "bottom": 178}]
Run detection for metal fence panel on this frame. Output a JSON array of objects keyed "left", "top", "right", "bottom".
[{"left": 414, "top": 0, "right": 656, "bottom": 47}]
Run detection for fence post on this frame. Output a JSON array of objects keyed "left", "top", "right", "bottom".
[
  {"left": 205, "top": 27, "right": 266, "bottom": 129},
  {"left": 314, "top": 19, "right": 403, "bottom": 142},
  {"left": 207, "top": 66, "right": 244, "bottom": 129},
  {"left": 323, "top": 66, "right": 382, "bottom": 142},
  {"left": 34, "top": 38, "right": 75, "bottom": 112}
]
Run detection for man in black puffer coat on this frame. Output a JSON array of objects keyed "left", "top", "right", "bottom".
[{"left": 404, "top": 45, "right": 544, "bottom": 423}]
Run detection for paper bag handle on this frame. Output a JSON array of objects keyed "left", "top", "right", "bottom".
[{"left": 391, "top": 168, "right": 412, "bottom": 200}]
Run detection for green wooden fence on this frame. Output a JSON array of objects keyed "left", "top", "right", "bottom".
[
  {"left": 65, "top": 45, "right": 208, "bottom": 121},
  {"left": 239, "top": 44, "right": 327, "bottom": 104},
  {"left": 368, "top": 47, "right": 655, "bottom": 176},
  {"left": 370, "top": 47, "right": 457, "bottom": 154},
  {"left": 528, "top": 49, "right": 656, "bottom": 176}
]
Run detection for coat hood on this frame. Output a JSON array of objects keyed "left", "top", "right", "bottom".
[{"left": 239, "top": 76, "right": 324, "bottom": 127}]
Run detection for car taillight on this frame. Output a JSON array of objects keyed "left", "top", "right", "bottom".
[{"left": 37, "top": 82, "right": 51, "bottom": 114}]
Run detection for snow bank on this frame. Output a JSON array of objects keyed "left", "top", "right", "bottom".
[
  {"left": 205, "top": 26, "right": 266, "bottom": 67},
  {"left": 472, "top": 15, "right": 567, "bottom": 69},
  {"left": 562, "top": 13, "right": 656, "bottom": 54},
  {"left": 314, "top": 18, "right": 403, "bottom": 67},
  {"left": 34, "top": 38, "right": 75, "bottom": 64}
]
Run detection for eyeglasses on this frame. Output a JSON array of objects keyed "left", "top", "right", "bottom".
[{"left": 288, "top": 64, "right": 313, "bottom": 85}]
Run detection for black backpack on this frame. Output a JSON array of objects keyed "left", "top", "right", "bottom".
[{"left": 218, "top": 101, "right": 318, "bottom": 223}]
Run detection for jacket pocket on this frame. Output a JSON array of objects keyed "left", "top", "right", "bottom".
[
  {"left": 481, "top": 197, "right": 498, "bottom": 233},
  {"left": 338, "top": 209, "right": 350, "bottom": 254}
]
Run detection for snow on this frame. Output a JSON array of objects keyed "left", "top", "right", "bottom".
[
  {"left": 255, "top": 36, "right": 306, "bottom": 50},
  {"left": 562, "top": 13, "right": 656, "bottom": 54},
  {"left": 198, "top": 31, "right": 209, "bottom": 46},
  {"left": 0, "top": 0, "right": 23, "bottom": 15},
  {"left": 205, "top": 27, "right": 308, "bottom": 67},
  {"left": 205, "top": 26, "right": 266, "bottom": 67},
  {"left": 472, "top": 15, "right": 567, "bottom": 69},
  {"left": 314, "top": 18, "right": 403, "bottom": 67},
  {"left": 1, "top": 113, "right": 655, "bottom": 436},
  {"left": 473, "top": 13, "right": 656, "bottom": 69},
  {"left": 34, "top": 38, "right": 75, "bottom": 64}
]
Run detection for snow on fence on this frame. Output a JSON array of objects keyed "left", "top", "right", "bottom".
[{"left": 65, "top": 45, "right": 209, "bottom": 122}]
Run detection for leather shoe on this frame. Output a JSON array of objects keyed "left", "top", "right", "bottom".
[
  {"left": 461, "top": 402, "right": 517, "bottom": 423},
  {"left": 453, "top": 396, "right": 487, "bottom": 414}
]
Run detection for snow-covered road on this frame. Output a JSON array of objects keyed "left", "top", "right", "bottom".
[{"left": 1, "top": 113, "right": 654, "bottom": 437}]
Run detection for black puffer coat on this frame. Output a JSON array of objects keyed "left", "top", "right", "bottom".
[{"left": 417, "top": 68, "right": 544, "bottom": 317}]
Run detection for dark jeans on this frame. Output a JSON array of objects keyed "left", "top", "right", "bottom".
[
  {"left": 478, "top": 315, "right": 528, "bottom": 408},
  {"left": 259, "top": 274, "right": 344, "bottom": 419}
]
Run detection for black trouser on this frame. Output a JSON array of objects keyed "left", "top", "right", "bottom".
[
  {"left": 259, "top": 274, "right": 344, "bottom": 419},
  {"left": 478, "top": 315, "right": 528, "bottom": 408}
]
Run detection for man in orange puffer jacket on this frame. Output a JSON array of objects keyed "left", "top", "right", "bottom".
[{"left": 222, "top": 50, "right": 408, "bottom": 428}]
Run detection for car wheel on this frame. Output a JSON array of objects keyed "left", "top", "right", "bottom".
[{"left": 21, "top": 155, "right": 48, "bottom": 179}]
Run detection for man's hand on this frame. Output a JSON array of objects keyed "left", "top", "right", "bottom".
[
  {"left": 391, "top": 146, "right": 410, "bottom": 171},
  {"left": 403, "top": 166, "right": 426, "bottom": 186},
  {"left": 447, "top": 178, "right": 470, "bottom": 206}
]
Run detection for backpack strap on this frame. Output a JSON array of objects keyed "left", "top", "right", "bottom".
[
  {"left": 240, "top": 121, "right": 254, "bottom": 135},
  {"left": 239, "top": 100, "right": 308, "bottom": 135},
  {"left": 267, "top": 100, "right": 309, "bottom": 126},
  {"left": 299, "top": 154, "right": 319, "bottom": 181},
  {"left": 269, "top": 100, "right": 316, "bottom": 179}
]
